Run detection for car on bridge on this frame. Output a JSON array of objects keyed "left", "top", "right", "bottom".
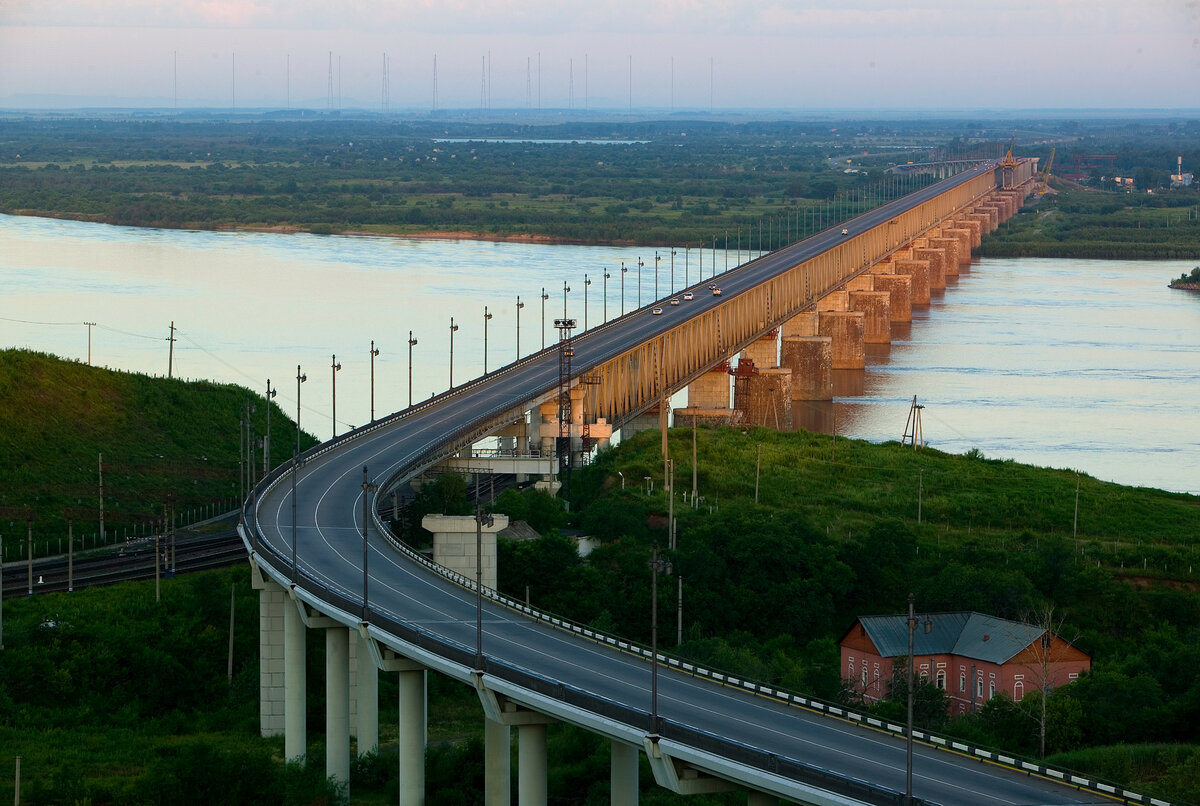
[
  {"left": 683, "top": 292, "right": 694, "bottom": 301},
  {"left": 712, "top": 287, "right": 722, "bottom": 296},
  {"left": 651, "top": 307, "right": 663, "bottom": 315},
  {"left": 842, "top": 228, "right": 849, "bottom": 235},
  {"left": 669, "top": 298, "right": 680, "bottom": 306}
]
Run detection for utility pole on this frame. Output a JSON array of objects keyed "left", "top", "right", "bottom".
[
  {"left": 166, "top": 321, "right": 176, "bottom": 379},
  {"left": 84, "top": 321, "right": 96, "bottom": 365}
]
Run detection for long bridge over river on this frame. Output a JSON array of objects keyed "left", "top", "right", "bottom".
[{"left": 240, "top": 157, "right": 1157, "bottom": 805}]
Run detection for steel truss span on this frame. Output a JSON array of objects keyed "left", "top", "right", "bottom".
[{"left": 242, "top": 161, "right": 1111, "bottom": 806}]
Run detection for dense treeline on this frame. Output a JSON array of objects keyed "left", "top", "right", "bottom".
[{"left": 488, "top": 427, "right": 1200, "bottom": 799}]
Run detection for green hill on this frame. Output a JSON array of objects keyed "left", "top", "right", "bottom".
[{"left": 0, "top": 349, "right": 316, "bottom": 557}]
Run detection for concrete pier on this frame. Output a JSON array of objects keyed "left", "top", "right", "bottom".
[
  {"left": 326, "top": 627, "right": 350, "bottom": 788},
  {"left": 781, "top": 336, "right": 833, "bottom": 400},
  {"left": 913, "top": 247, "right": 946, "bottom": 290},
  {"left": 611, "top": 741, "right": 640, "bottom": 806},
  {"left": 848, "top": 290, "right": 891, "bottom": 344},
  {"left": 782, "top": 311, "right": 819, "bottom": 338},
  {"left": 284, "top": 595, "right": 307, "bottom": 762},
  {"left": 818, "top": 311, "right": 865, "bottom": 370},
  {"left": 688, "top": 365, "right": 732, "bottom": 409},
  {"left": 423, "top": 513, "right": 510, "bottom": 588},
  {"left": 894, "top": 259, "right": 931, "bottom": 304},
  {"left": 872, "top": 274, "right": 912, "bottom": 322},
  {"left": 734, "top": 366, "right": 792, "bottom": 429},
  {"left": 928, "top": 237, "right": 961, "bottom": 277},
  {"left": 740, "top": 331, "right": 779, "bottom": 370}
]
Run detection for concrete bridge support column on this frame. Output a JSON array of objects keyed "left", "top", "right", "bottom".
[
  {"left": 396, "top": 666, "right": 427, "bottom": 806},
  {"left": 944, "top": 228, "right": 973, "bottom": 267},
  {"left": 971, "top": 211, "right": 994, "bottom": 235},
  {"left": 622, "top": 403, "right": 665, "bottom": 440},
  {"left": 356, "top": 631, "right": 379, "bottom": 755},
  {"left": 687, "top": 367, "right": 732, "bottom": 410},
  {"left": 519, "top": 723, "right": 549, "bottom": 806},
  {"left": 781, "top": 311, "right": 818, "bottom": 338},
  {"left": 610, "top": 741, "right": 639, "bottom": 806},
  {"left": 253, "top": 572, "right": 286, "bottom": 738},
  {"left": 817, "top": 289, "right": 849, "bottom": 312},
  {"left": 283, "top": 595, "right": 307, "bottom": 762},
  {"left": 844, "top": 273, "right": 874, "bottom": 292},
  {"left": 957, "top": 218, "right": 982, "bottom": 249},
  {"left": 423, "top": 514, "right": 509, "bottom": 589},
  {"left": 895, "top": 260, "right": 931, "bottom": 304},
  {"left": 781, "top": 336, "right": 833, "bottom": 400},
  {"left": 873, "top": 274, "right": 912, "bottom": 322},
  {"left": 735, "top": 367, "right": 792, "bottom": 429},
  {"left": 848, "top": 291, "right": 891, "bottom": 344},
  {"left": 739, "top": 331, "right": 778, "bottom": 369},
  {"left": 928, "top": 237, "right": 960, "bottom": 277},
  {"left": 326, "top": 627, "right": 351, "bottom": 789},
  {"left": 913, "top": 248, "right": 946, "bottom": 290},
  {"left": 485, "top": 719, "right": 512, "bottom": 806},
  {"left": 818, "top": 312, "right": 865, "bottom": 369}
]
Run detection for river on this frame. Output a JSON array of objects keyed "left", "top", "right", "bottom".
[{"left": 2, "top": 213, "right": 1197, "bottom": 494}]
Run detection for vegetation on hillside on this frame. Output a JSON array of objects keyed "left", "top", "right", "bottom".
[{"left": 0, "top": 349, "right": 317, "bottom": 557}]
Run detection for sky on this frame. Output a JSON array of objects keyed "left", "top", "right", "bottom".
[{"left": 1, "top": 0, "right": 1198, "bottom": 111}]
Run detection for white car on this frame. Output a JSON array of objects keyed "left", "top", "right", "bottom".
[
  {"left": 683, "top": 292, "right": 694, "bottom": 301},
  {"left": 669, "top": 298, "right": 680, "bottom": 306},
  {"left": 651, "top": 307, "right": 664, "bottom": 315},
  {"left": 841, "top": 228, "right": 849, "bottom": 235}
]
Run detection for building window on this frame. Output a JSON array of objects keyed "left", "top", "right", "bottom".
[
  {"left": 989, "top": 681, "right": 996, "bottom": 699},
  {"left": 976, "top": 678, "right": 983, "bottom": 698},
  {"left": 862, "top": 667, "right": 868, "bottom": 687},
  {"left": 1014, "top": 681, "right": 1024, "bottom": 701},
  {"left": 936, "top": 670, "right": 946, "bottom": 690},
  {"left": 959, "top": 673, "right": 966, "bottom": 692}
]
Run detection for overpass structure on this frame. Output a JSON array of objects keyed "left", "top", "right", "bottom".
[{"left": 240, "top": 157, "right": 1141, "bottom": 805}]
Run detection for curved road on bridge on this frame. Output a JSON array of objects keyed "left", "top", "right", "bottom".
[{"left": 244, "top": 163, "right": 1109, "bottom": 805}]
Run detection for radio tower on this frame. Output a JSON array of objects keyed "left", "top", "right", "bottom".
[
  {"left": 480, "top": 55, "right": 487, "bottom": 109},
  {"left": 327, "top": 52, "right": 334, "bottom": 111},
  {"left": 432, "top": 54, "right": 439, "bottom": 111},
  {"left": 569, "top": 58, "right": 574, "bottom": 109},
  {"left": 382, "top": 52, "right": 390, "bottom": 112},
  {"left": 526, "top": 57, "right": 532, "bottom": 107}
]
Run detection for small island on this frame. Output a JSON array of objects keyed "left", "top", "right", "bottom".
[{"left": 1169, "top": 266, "right": 1200, "bottom": 291}]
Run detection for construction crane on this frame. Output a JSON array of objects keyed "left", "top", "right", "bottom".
[
  {"left": 1038, "top": 147, "right": 1056, "bottom": 194},
  {"left": 1000, "top": 137, "right": 1019, "bottom": 167}
]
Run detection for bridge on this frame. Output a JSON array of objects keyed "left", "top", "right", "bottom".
[{"left": 239, "top": 157, "right": 1145, "bottom": 805}]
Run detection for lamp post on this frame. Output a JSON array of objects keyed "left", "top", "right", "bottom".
[
  {"left": 361, "top": 466, "right": 377, "bottom": 620},
  {"left": 515, "top": 296, "right": 524, "bottom": 360},
  {"left": 369, "top": 341, "right": 380, "bottom": 422},
  {"left": 448, "top": 318, "right": 459, "bottom": 389},
  {"left": 292, "top": 365, "right": 307, "bottom": 580},
  {"left": 563, "top": 280, "right": 571, "bottom": 321},
  {"left": 583, "top": 274, "right": 591, "bottom": 330},
  {"left": 620, "top": 262, "right": 627, "bottom": 315},
  {"left": 603, "top": 269, "right": 610, "bottom": 323},
  {"left": 654, "top": 250, "right": 661, "bottom": 300},
  {"left": 264, "top": 379, "right": 276, "bottom": 474},
  {"left": 906, "top": 593, "right": 932, "bottom": 805},
  {"left": 407, "top": 331, "right": 418, "bottom": 408},
  {"left": 649, "top": 541, "right": 672, "bottom": 739},
  {"left": 637, "top": 257, "right": 644, "bottom": 308},
  {"left": 331, "top": 355, "right": 342, "bottom": 438},
  {"left": 684, "top": 246, "right": 689, "bottom": 288},
  {"left": 483, "top": 306, "right": 493, "bottom": 373},
  {"left": 669, "top": 249, "right": 676, "bottom": 294},
  {"left": 540, "top": 287, "right": 549, "bottom": 349},
  {"left": 475, "top": 501, "right": 494, "bottom": 672}
]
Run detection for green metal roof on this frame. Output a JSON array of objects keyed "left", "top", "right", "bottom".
[{"left": 858, "top": 612, "right": 1046, "bottom": 665}]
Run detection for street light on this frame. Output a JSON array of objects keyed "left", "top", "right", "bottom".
[
  {"left": 369, "top": 341, "right": 380, "bottom": 422},
  {"left": 540, "top": 287, "right": 549, "bottom": 350},
  {"left": 361, "top": 466, "right": 377, "bottom": 620},
  {"left": 650, "top": 541, "right": 673, "bottom": 739},
  {"left": 620, "top": 262, "right": 628, "bottom": 315},
  {"left": 292, "top": 365, "right": 307, "bottom": 580},
  {"left": 669, "top": 249, "right": 676, "bottom": 294},
  {"left": 603, "top": 269, "right": 610, "bottom": 323},
  {"left": 583, "top": 274, "right": 591, "bottom": 330},
  {"left": 654, "top": 250, "right": 661, "bottom": 300},
  {"left": 264, "top": 379, "right": 276, "bottom": 474},
  {"left": 475, "top": 500, "right": 494, "bottom": 672},
  {"left": 684, "top": 246, "right": 689, "bottom": 288},
  {"left": 515, "top": 296, "right": 524, "bottom": 360},
  {"left": 483, "top": 306, "right": 493, "bottom": 374},
  {"left": 906, "top": 593, "right": 932, "bottom": 806},
  {"left": 448, "top": 318, "right": 459, "bottom": 389},
  {"left": 637, "top": 257, "right": 644, "bottom": 308},
  {"left": 331, "top": 355, "right": 342, "bottom": 438},
  {"left": 407, "top": 331, "right": 418, "bottom": 408},
  {"left": 563, "top": 280, "right": 571, "bottom": 321}
]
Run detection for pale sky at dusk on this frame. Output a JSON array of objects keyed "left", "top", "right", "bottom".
[{"left": 1, "top": 1, "right": 1198, "bottom": 110}]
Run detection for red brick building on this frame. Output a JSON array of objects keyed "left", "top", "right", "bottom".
[{"left": 838, "top": 612, "right": 1090, "bottom": 714}]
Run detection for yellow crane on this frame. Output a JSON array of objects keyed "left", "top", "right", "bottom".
[
  {"left": 1038, "top": 147, "right": 1056, "bottom": 194},
  {"left": 1000, "top": 136, "right": 1019, "bottom": 167}
]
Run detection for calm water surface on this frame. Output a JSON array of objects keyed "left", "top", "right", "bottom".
[{"left": 2, "top": 214, "right": 1197, "bottom": 493}]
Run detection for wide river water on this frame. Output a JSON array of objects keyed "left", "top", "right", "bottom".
[{"left": 2, "top": 213, "right": 1197, "bottom": 494}]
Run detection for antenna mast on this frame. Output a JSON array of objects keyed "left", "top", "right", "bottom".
[
  {"left": 327, "top": 52, "right": 334, "bottom": 111},
  {"left": 432, "top": 54, "right": 439, "bottom": 111}
]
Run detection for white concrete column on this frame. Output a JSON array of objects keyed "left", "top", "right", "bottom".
[
  {"left": 610, "top": 741, "right": 639, "bottom": 805},
  {"left": 518, "top": 723, "right": 548, "bottom": 806},
  {"left": 283, "top": 596, "right": 307, "bottom": 762},
  {"left": 256, "top": 577, "right": 286, "bottom": 737},
  {"left": 398, "top": 667, "right": 427, "bottom": 806},
  {"left": 485, "top": 718, "right": 512, "bottom": 806},
  {"left": 356, "top": 631, "right": 379, "bottom": 755},
  {"left": 326, "top": 627, "right": 350, "bottom": 788}
]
